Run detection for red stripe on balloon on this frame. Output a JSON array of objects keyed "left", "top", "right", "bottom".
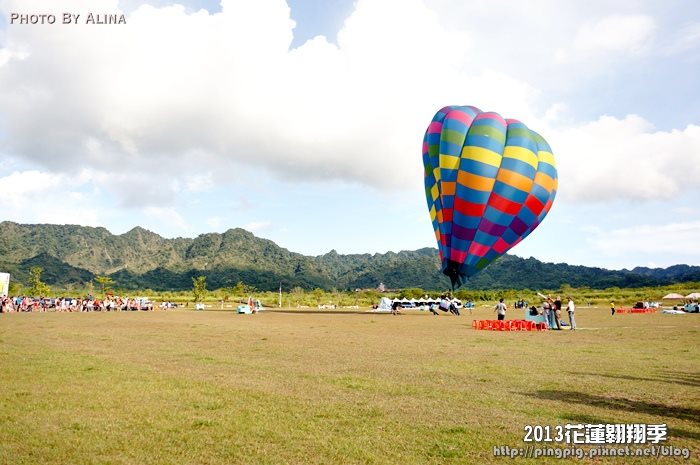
[
  {"left": 454, "top": 197, "right": 486, "bottom": 216},
  {"left": 488, "top": 192, "right": 522, "bottom": 215},
  {"left": 442, "top": 208, "right": 453, "bottom": 223},
  {"left": 469, "top": 242, "right": 490, "bottom": 258},
  {"left": 450, "top": 250, "right": 467, "bottom": 263},
  {"left": 493, "top": 237, "right": 510, "bottom": 254},
  {"left": 543, "top": 198, "right": 554, "bottom": 213},
  {"left": 525, "top": 195, "right": 545, "bottom": 216}
]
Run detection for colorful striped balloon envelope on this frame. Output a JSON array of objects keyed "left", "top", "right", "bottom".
[{"left": 423, "top": 106, "right": 558, "bottom": 289}]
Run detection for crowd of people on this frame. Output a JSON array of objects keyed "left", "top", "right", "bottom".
[
  {"left": 0, "top": 295, "right": 160, "bottom": 313},
  {"left": 521, "top": 295, "right": 577, "bottom": 330}
]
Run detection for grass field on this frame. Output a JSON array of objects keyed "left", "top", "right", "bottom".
[{"left": 1, "top": 307, "right": 698, "bottom": 464}]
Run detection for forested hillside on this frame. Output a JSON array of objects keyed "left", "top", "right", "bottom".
[{"left": 2, "top": 222, "right": 698, "bottom": 291}]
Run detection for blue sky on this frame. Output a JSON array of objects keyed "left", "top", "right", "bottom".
[{"left": 1, "top": 0, "right": 699, "bottom": 271}]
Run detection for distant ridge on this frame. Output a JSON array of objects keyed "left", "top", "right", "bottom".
[{"left": 1, "top": 221, "right": 698, "bottom": 291}]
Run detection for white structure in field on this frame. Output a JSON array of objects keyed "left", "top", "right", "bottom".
[{"left": 0, "top": 272, "right": 10, "bottom": 297}]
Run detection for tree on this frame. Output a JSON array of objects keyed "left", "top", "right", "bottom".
[
  {"left": 233, "top": 281, "right": 253, "bottom": 298},
  {"left": 95, "top": 275, "right": 114, "bottom": 297},
  {"left": 291, "top": 286, "right": 305, "bottom": 307},
  {"left": 312, "top": 287, "right": 325, "bottom": 305},
  {"left": 8, "top": 280, "right": 22, "bottom": 296},
  {"left": 192, "top": 276, "right": 207, "bottom": 303},
  {"left": 220, "top": 286, "right": 234, "bottom": 302},
  {"left": 398, "top": 287, "right": 425, "bottom": 299},
  {"left": 28, "top": 266, "right": 51, "bottom": 297}
]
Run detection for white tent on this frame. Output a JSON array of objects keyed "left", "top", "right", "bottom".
[
  {"left": 663, "top": 293, "right": 685, "bottom": 299},
  {"left": 372, "top": 297, "right": 393, "bottom": 313},
  {"left": 686, "top": 293, "right": 700, "bottom": 299}
]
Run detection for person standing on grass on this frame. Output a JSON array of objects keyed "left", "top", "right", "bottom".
[
  {"left": 567, "top": 297, "right": 577, "bottom": 330},
  {"left": 542, "top": 299, "right": 552, "bottom": 328},
  {"left": 553, "top": 296, "right": 563, "bottom": 330},
  {"left": 610, "top": 301, "right": 615, "bottom": 316},
  {"left": 494, "top": 298, "right": 507, "bottom": 321}
]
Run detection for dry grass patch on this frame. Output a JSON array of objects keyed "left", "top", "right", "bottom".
[{"left": 0, "top": 307, "right": 698, "bottom": 464}]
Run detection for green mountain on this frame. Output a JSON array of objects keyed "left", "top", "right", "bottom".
[{"left": 1, "top": 221, "right": 698, "bottom": 291}]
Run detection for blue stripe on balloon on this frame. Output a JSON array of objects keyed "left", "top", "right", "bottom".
[
  {"left": 484, "top": 207, "right": 513, "bottom": 227},
  {"left": 450, "top": 237, "right": 470, "bottom": 254},
  {"left": 452, "top": 210, "right": 481, "bottom": 229},
  {"left": 531, "top": 184, "right": 550, "bottom": 204},
  {"left": 440, "top": 169, "right": 458, "bottom": 182},
  {"left": 463, "top": 134, "right": 505, "bottom": 154},
  {"left": 501, "top": 228, "right": 519, "bottom": 244},
  {"left": 505, "top": 135, "right": 538, "bottom": 153},
  {"left": 500, "top": 157, "right": 536, "bottom": 178},
  {"left": 439, "top": 141, "right": 463, "bottom": 157},
  {"left": 516, "top": 206, "right": 537, "bottom": 225},
  {"left": 492, "top": 181, "right": 528, "bottom": 203},
  {"left": 473, "top": 230, "right": 499, "bottom": 247},
  {"left": 458, "top": 158, "right": 499, "bottom": 179},
  {"left": 455, "top": 184, "right": 491, "bottom": 204},
  {"left": 538, "top": 163, "right": 557, "bottom": 179}
]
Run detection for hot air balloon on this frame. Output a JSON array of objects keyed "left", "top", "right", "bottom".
[{"left": 423, "top": 106, "right": 557, "bottom": 289}]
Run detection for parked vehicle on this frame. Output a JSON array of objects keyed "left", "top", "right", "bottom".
[{"left": 684, "top": 303, "right": 699, "bottom": 313}]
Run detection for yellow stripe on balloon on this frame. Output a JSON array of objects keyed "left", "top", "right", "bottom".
[
  {"left": 503, "top": 146, "right": 538, "bottom": 169},
  {"left": 461, "top": 146, "right": 502, "bottom": 168},
  {"left": 431, "top": 184, "right": 439, "bottom": 201},
  {"left": 430, "top": 205, "right": 436, "bottom": 221},
  {"left": 496, "top": 169, "right": 533, "bottom": 192},
  {"left": 439, "top": 154, "right": 460, "bottom": 170},
  {"left": 538, "top": 151, "right": 556, "bottom": 168},
  {"left": 457, "top": 171, "right": 496, "bottom": 192}
]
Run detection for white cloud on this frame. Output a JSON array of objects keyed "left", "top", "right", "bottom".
[
  {"left": 587, "top": 220, "right": 700, "bottom": 259},
  {"left": 0, "top": 169, "right": 101, "bottom": 225},
  {"left": 0, "top": 170, "right": 65, "bottom": 207},
  {"left": 206, "top": 216, "right": 221, "bottom": 229},
  {"left": 668, "top": 21, "right": 700, "bottom": 58},
  {"left": 143, "top": 206, "right": 187, "bottom": 229},
  {"left": 574, "top": 15, "right": 656, "bottom": 53},
  {"left": 243, "top": 221, "right": 272, "bottom": 233},
  {"left": 0, "top": 0, "right": 504, "bottom": 203},
  {"left": 0, "top": 0, "right": 697, "bottom": 213},
  {"left": 551, "top": 116, "right": 700, "bottom": 202},
  {"left": 185, "top": 173, "right": 213, "bottom": 192}
]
